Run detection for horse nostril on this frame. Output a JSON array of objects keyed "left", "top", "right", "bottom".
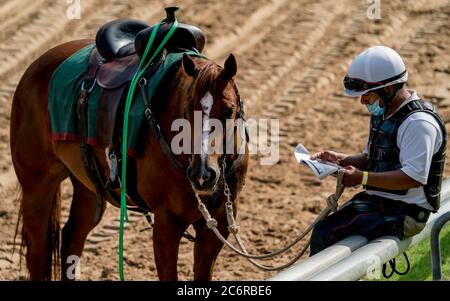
[
  {"left": 210, "top": 168, "right": 218, "bottom": 181},
  {"left": 199, "top": 168, "right": 211, "bottom": 186},
  {"left": 206, "top": 167, "right": 217, "bottom": 184},
  {"left": 188, "top": 165, "right": 218, "bottom": 190}
]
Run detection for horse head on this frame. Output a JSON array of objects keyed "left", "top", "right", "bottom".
[{"left": 181, "top": 53, "right": 245, "bottom": 196}]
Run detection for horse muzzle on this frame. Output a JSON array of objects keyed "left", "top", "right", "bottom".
[{"left": 187, "top": 164, "right": 220, "bottom": 194}]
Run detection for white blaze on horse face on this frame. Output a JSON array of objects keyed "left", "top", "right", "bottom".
[{"left": 200, "top": 92, "right": 214, "bottom": 182}]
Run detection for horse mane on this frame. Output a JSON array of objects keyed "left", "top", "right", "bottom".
[
  {"left": 154, "top": 58, "right": 224, "bottom": 116},
  {"left": 191, "top": 59, "right": 224, "bottom": 97}
]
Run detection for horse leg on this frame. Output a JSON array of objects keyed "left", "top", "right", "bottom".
[
  {"left": 21, "top": 174, "right": 65, "bottom": 280},
  {"left": 193, "top": 214, "right": 229, "bottom": 281},
  {"left": 60, "top": 176, "right": 106, "bottom": 280},
  {"left": 152, "top": 209, "right": 188, "bottom": 280}
]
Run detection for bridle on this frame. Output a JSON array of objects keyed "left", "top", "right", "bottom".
[{"left": 140, "top": 78, "right": 248, "bottom": 181}]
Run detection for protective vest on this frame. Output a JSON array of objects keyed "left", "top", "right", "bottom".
[{"left": 366, "top": 99, "right": 446, "bottom": 212}]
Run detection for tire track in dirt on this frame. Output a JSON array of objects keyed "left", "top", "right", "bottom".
[
  {"left": 0, "top": 0, "right": 44, "bottom": 23},
  {"left": 177, "top": 0, "right": 278, "bottom": 53},
  {"left": 233, "top": 0, "right": 359, "bottom": 111},
  {"left": 0, "top": 0, "right": 50, "bottom": 41},
  {"left": 0, "top": 0, "right": 112, "bottom": 82},
  {"left": 205, "top": 0, "right": 290, "bottom": 61}
]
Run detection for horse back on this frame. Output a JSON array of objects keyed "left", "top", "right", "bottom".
[
  {"left": 12, "top": 39, "right": 92, "bottom": 109},
  {"left": 10, "top": 40, "right": 93, "bottom": 158}
]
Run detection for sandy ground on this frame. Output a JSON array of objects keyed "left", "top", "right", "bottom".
[{"left": 0, "top": 0, "right": 449, "bottom": 281}]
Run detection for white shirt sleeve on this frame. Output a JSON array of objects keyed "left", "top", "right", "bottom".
[{"left": 397, "top": 112, "right": 443, "bottom": 185}]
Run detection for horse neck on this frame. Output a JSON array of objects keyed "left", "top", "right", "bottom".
[{"left": 154, "top": 68, "right": 194, "bottom": 135}]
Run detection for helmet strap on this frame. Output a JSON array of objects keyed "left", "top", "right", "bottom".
[{"left": 373, "top": 86, "right": 399, "bottom": 115}]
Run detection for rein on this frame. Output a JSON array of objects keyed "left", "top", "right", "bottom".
[{"left": 195, "top": 164, "right": 346, "bottom": 271}]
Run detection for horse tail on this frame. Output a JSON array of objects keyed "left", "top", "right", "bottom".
[
  {"left": 48, "top": 187, "right": 62, "bottom": 280},
  {"left": 13, "top": 184, "right": 25, "bottom": 275},
  {"left": 13, "top": 184, "right": 62, "bottom": 280}
]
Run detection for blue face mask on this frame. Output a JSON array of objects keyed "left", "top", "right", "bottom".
[{"left": 366, "top": 99, "right": 385, "bottom": 116}]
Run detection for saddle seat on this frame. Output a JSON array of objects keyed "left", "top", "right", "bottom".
[
  {"left": 94, "top": 15, "right": 206, "bottom": 89},
  {"left": 95, "top": 19, "right": 149, "bottom": 61}
]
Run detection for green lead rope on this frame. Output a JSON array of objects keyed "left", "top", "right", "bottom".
[{"left": 119, "top": 17, "right": 178, "bottom": 281}]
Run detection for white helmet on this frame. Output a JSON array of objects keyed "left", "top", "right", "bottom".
[{"left": 343, "top": 46, "right": 408, "bottom": 97}]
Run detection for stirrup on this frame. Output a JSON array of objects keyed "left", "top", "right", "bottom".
[{"left": 105, "top": 146, "right": 120, "bottom": 189}]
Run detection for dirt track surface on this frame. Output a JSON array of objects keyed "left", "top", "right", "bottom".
[{"left": 1, "top": 0, "right": 449, "bottom": 280}]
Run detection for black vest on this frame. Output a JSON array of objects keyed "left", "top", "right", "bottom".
[{"left": 366, "top": 99, "right": 446, "bottom": 213}]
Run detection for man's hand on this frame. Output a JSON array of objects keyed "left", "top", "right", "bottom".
[
  {"left": 310, "top": 150, "right": 346, "bottom": 165},
  {"left": 343, "top": 165, "right": 363, "bottom": 187}
]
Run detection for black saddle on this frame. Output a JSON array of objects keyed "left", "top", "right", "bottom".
[
  {"left": 95, "top": 7, "right": 205, "bottom": 62},
  {"left": 95, "top": 19, "right": 149, "bottom": 60},
  {"left": 134, "top": 22, "right": 205, "bottom": 59}
]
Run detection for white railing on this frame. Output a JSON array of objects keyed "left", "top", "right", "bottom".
[{"left": 269, "top": 179, "right": 450, "bottom": 281}]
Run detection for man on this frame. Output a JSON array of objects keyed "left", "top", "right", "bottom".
[{"left": 309, "top": 45, "right": 446, "bottom": 256}]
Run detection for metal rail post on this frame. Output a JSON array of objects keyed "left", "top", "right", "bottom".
[{"left": 430, "top": 211, "right": 450, "bottom": 280}]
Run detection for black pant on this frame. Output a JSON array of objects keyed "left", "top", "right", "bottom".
[{"left": 310, "top": 192, "right": 425, "bottom": 256}]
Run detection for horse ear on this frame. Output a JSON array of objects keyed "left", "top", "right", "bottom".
[
  {"left": 223, "top": 53, "right": 237, "bottom": 80},
  {"left": 182, "top": 54, "right": 198, "bottom": 77}
]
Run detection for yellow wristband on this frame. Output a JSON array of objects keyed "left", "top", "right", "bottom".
[{"left": 362, "top": 171, "right": 369, "bottom": 186}]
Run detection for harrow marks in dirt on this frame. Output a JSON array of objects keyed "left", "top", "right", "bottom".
[
  {"left": 0, "top": 0, "right": 107, "bottom": 82},
  {"left": 235, "top": 0, "right": 358, "bottom": 110}
]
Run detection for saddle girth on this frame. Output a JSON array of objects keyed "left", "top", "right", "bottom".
[
  {"left": 78, "top": 48, "right": 151, "bottom": 218},
  {"left": 77, "top": 47, "right": 105, "bottom": 224}
]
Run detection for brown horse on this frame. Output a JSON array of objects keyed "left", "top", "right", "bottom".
[{"left": 10, "top": 39, "right": 249, "bottom": 280}]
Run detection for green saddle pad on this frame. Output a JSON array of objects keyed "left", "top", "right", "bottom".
[{"left": 48, "top": 43, "right": 202, "bottom": 155}]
